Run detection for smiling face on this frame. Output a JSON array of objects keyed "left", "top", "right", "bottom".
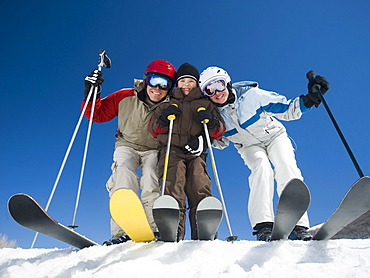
[
  {"left": 146, "top": 85, "right": 168, "bottom": 103},
  {"left": 209, "top": 87, "right": 229, "bottom": 105},
  {"left": 177, "top": 77, "right": 197, "bottom": 95}
]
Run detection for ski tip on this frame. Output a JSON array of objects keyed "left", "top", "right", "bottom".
[
  {"left": 9, "top": 193, "right": 32, "bottom": 200},
  {"left": 197, "top": 197, "right": 222, "bottom": 211},
  {"left": 110, "top": 188, "right": 136, "bottom": 200},
  {"left": 8, "top": 193, "right": 37, "bottom": 210},
  {"left": 285, "top": 178, "right": 308, "bottom": 188},
  {"left": 359, "top": 176, "right": 370, "bottom": 182},
  {"left": 153, "top": 195, "right": 179, "bottom": 210}
]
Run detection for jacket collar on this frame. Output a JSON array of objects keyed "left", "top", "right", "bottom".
[{"left": 171, "top": 87, "right": 204, "bottom": 101}]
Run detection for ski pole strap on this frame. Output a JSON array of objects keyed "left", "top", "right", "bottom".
[{"left": 197, "top": 107, "right": 210, "bottom": 124}]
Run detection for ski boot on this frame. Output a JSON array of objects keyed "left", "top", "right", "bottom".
[
  {"left": 253, "top": 222, "right": 273, "bottom": 242},
  {"left": 154, "top": 232, "right": 162, "bottom": 241},
  {"left": 288, "top": 225, "right": 312, "bottom": 241},
  {"left": 103, "top": 234, "right": 131, "bottom": 246}
]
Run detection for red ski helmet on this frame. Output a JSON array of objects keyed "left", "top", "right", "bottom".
[{"left": 144, "top": 60, "right": 176, "bottom": 88}]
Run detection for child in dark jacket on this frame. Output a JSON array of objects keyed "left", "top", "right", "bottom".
[{"left": 149, "top": 63, "right": 225, "bottom": 241}]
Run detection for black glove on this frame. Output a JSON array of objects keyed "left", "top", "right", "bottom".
[
  {"left": 303, "top": 70, "right": 330, "bottom": 108},
  {"left": 158, "top": 105, "right": 181, "bottom": 128},
  {"left": 196, "top": 109, "right": 218, "bottom": 130},
  {"left": 84, "top": 70, "right": 104, "bottom": 100},
  {"left": 183, "top": 134, "right": 207, "bottom": 156}
]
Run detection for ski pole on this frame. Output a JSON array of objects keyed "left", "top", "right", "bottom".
[
  {"left": 30, "top": 50, "right": 111, "bottom": 248},
  {"left": 309, "top": 72, "right": 364, "bottom": 178},
  {"left": 160, "top": 104, "right": 178, "bottom": 196},
  {"left": 198, "top": 107, "right": 238, "bottom": 242},
  {"left": 70, "top": 50, "right": 111, "bottom": 229}
]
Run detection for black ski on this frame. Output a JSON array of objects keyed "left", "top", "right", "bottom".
[
  {"left": 270, "top": 179, "right": 311, "bottom": 241},
  {"left": 153, "top": 195, "right": 180, "bottom": 242},
  {"left": 313, "top": 176, "right": 370, "bottom": 240},
  {"left": 8, "top": 193, "right": 99, "bottom": 249},
  {"left": 196, "top": 196, "right": 223, "bottom": 240}
]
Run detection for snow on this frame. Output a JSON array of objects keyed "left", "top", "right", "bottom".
[{"left": 1, "top": 239, "right": 370, "bottom": 277}]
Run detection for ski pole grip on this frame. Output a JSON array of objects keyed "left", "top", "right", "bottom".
[
  {"left": 197, "top": 107, "right": 209, "bottom": 124},
  {"left": 167, "top": 104, "right": 178, "bottom": 121},
  {"left": 97, "top": 49, "right": 111, "bottom": 71}
]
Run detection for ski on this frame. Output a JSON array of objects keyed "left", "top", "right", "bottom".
[
  {"left": 331, "top": 210, "right": 370, "bottom": 239},
  {"left": 109, "top": 189, "right": 155, "bottom": 242},
  {"left": 313, "top": 176, "right": 370, "bottom": 240},
  {"left": 196, "top": 196, "right": 223, "bottom": 240},
  {"left": 153, "top": 195, "right": 180, "bottom": 242},
  {"left": 270, "top": 178, "right": 311, "bottom": 241},
  {"left": 8, "top": 193, "right": 99, "bottom": 249}
]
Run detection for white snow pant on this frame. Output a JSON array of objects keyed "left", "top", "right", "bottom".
[
  {"left": 237, "top": 133, "right": 310, "bottom": 229},
  {"left": 106, "top": 146, "right": 160, "bottom": 237}
]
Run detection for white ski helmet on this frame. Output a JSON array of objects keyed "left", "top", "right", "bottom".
[{"left": 199, "top": 66, "right": 231, "bottom": 93}]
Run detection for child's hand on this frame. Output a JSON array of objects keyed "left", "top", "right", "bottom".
[
  {"left": 158, "top": 104, "right": 181, "bottom": 127},
  {"left": 196, "top": 109, "right": 218, "bottom": 130},
  {"left": 183, "top": 135, "right": 207, "bottom": 156}
]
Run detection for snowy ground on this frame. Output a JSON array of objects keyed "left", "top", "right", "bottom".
[{"left": 1, "top": 239, "right": 370, "bottom": 278}]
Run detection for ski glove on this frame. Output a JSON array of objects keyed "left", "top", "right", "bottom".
[
  {"left": 158, "top": 105, "right": 181, "bottom": 128},
  {"left": 84, "top": 70, "right": 104, "bottom": 101},
  {"left": 303, "top": 70, "right": 330, "bottom": 108},
  {"left": 183, "top": 134, "right": 207, "bottom": 156},
  {"left": 196, "top": 109, "right": 218, "bottom": 130}
]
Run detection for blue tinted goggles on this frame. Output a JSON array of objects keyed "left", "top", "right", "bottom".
[{"left": 147, "top": 75, "right": 172, "bottom": 90}]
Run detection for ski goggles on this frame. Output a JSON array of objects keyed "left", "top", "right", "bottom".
[
  {"left": 146, "top": 75, "right": 172, "bottom": 90},
  {"left": 202, "top": 79, "right": 227, "bottom": 97}
]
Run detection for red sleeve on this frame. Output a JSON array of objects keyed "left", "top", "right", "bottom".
[
  {"left": 81, "top": 89, "right": 135, "bottom": 123},
  {"left": 210, "top": 125, "right": 225, "bottom": 140},
  {"left": 148, "top": 119, "right": 167, "bottom": 138}
]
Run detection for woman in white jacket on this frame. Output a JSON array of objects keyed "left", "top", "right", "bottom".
[{"left": 198, "top": 67, "right": 329, "bottom": 241}]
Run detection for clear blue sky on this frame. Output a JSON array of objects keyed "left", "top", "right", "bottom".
[{"left": 2, "top": 0, "right": 370, "bottom": 248}]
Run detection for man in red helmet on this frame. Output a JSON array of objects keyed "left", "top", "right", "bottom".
[{"left": 82, "top": 60, "right": 176, "bottom": 245}]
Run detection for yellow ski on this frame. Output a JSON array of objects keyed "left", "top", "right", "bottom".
[{"left": 109, "top": 189, "right": 155, "bottom": 242}]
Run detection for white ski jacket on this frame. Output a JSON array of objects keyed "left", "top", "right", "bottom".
[{"left": 213, "top": 81, "right": 311, "bottom": 149}]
